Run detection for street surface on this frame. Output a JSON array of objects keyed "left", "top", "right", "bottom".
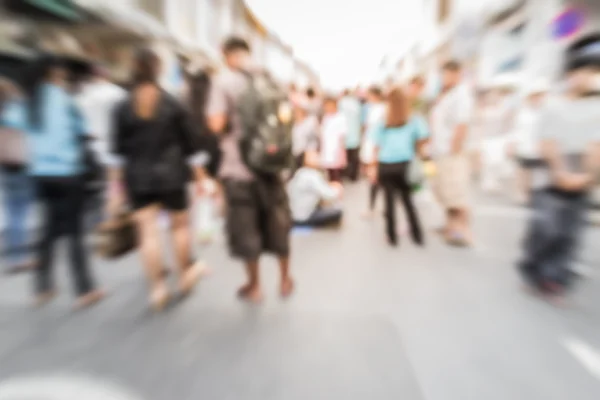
[{"left": 1, "top": 183, "right": 600, "bottom": 400}]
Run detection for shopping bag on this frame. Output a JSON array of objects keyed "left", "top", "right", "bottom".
[
  {"left": 195, "top": 180, "right": 219, "bottom": 245},
  {"left": 408, "top": 158, "right": 425, "bottom": 192},
  {"left": 93, "top": 212, "right": 137, "bottom": 259}
]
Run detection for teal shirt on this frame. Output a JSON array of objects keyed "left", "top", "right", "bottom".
[
  {"left": 373, "top": 116, "right": 429, "bottom": 164},
  {"left": 338, "top": 96, "right": 362, "bottom": 149},
  {"left": 28, "top": 84, "right": 87, "bottom": 177}
]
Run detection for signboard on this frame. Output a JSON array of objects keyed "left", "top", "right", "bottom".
[{"left": 552, "top": 8, "right": 585, "bottom": 40}]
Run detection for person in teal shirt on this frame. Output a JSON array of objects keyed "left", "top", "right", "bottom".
[
  {"left": 338, "top": 89, "right": 362, "bottom": 181},
  {"left": 372, "top": 87, "right": 429, "bottom": 247}
]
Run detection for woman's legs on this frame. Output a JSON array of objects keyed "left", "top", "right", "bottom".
[
  {"left": 380, "top": 172, "right": 398, "bottom": 245},
  {"left": 133, "top": 204, "right": 168, "bottom": 309},
  {"left": 169, "top": 209, "right": 203, "bottom": 294},
  {"left": 397, "top": 167, "right": 424, "bottom": 246},
  {"left": 35, "top": 180, "right": 61, "bottom": 297},
  {"left": 369, "top": 183, "right": 379, "bottom": 211}
]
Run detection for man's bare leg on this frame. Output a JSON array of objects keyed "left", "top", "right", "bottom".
[
  {"left": 279, "top": 257, "right": 294, "bottom": 297},
  {"left": 238, "top": 259, "right": 262, "bottom": 303}
]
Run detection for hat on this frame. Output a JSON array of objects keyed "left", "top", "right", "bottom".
[{"left": 566, "top": 32, "right": 600, "bottom": 71}]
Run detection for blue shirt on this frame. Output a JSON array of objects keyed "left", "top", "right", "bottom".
[
  {"left": 1, "top": 100, "right": 28, "bottom": 131},
  {"left": 28, "top": 84, "right": 87, "bottom": 177},
  {"left": 373, "top": 116, "right": 429, "bottom": 164},
  {"left": 338, "top": 96, "right": 362, "bottom": 149}
]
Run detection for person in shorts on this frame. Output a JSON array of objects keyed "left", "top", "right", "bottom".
[
  {"left": 430, "top": 61, "right": 475, "bottom": 246},
  {"left": 206, "top": 37, "right": 293, "bottom": 303}
]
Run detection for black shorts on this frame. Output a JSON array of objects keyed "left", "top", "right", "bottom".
[
  {"left": 517, "top": 157, "right": 545, "bottom": 169},
  {"left": 222, "top": 177, "right": 291, "bottom": 261},
  {"left": 129, "top": 189, "right": 188, "bottom": 211}
]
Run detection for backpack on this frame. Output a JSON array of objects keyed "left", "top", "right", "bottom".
[{"left": 237, "top": 72, "right": 293, "bottom": 176}]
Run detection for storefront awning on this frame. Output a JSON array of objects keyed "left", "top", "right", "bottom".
[
  {"left": 7, "top": 0, "right": 83, "bottom": 22},
  {"left": 73, "top": 2, "right": 170, "bottom": 39}
]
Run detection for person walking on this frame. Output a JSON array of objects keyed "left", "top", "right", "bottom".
[
  {"left": 292, "top": 101, "right": 319, "bottom": 175},
  {"left": 360, "top": 86, "right": 385, "bottom": 217},
  {"left": 370, "top": 88, "right": 427, "bottom": 246},
  {"left": 339, "top": 89, "right": 362, "bottom": 182},
  {"left": 320, "top": 96, "right": 347, "bottom": 182},
  {"left": 507, "top": 80, "right": 548, "bottom": 205},
  {"left": 109, "top": 48, "right": 206, "bottom": 311},
  {"left": 206, "top": 37, "right": 293, "bottom": 303},
  {"left": 25, "top": 55, "right": 103, "bottom": 308},
  {"left": 518, "top": 33, "right": 600, "bottom": 302},
  {"left": 430, "top": 61, "right": 475, "bottom": 247},
  {"left": 0, "top": 78, "right": 35, "bottom": 274}
]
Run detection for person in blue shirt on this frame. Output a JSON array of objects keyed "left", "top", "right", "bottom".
[
  {"left": 371, "top": 87, "right": 428, "bottom": 246},
  {"left": 0, "top": 78, "right": 35, "bottom": 274},
  {"left": 25, "top": 55, "right": 103, "bottom": 309},
  {"left": 338, "top": 89, "right": 362, "bottom": 181}
]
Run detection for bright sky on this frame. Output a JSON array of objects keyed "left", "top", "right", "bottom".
[{"left": 246, "top": 0, "right": 424, "bottom": 91}]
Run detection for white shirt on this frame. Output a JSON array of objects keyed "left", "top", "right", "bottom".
[
  {"left": 360, "top": 103, "right": 385, "bottom": 164},
  {"left": 511, "top": 106, "right": 543, "bottom": 159},
  {"left": 320, "top": 112, "right": 347, "bottom": 168},
  {"left": 292, "top": 115, "right": 319, "bottom": 156},
  {"left": 76, "top": 80, "right": 126, "bottom": 164},
  {"left": 431, "top": 84, "right": 474, "bottom": 157},
  {"left": 287, "top": 167, "right": 338, "bottom": 221}
]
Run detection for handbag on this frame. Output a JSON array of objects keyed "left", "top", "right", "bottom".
[
  {"left": 0, "top": 126, "right": 27, "bottom": 166},
  {"left": 93, "top": 212, "right": 137, "bottom": 259}
]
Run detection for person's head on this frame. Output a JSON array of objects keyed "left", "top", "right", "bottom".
[
  {"left": 524, "top": 80, "right": 549, "bottom": 108},
  {"left": 306, "top": 87, "right": 316, "bottom": 99},
  {"left": 564, "top": 32, "right": 600, "bottom": 96},
  {"left": 407, "top": 76, "right": 425, "bottom": 99},
  {"left": 132, "top": 48, "right": 161, "bottom": 86},
  {"left": 366, "top": 85, "right": 383, "bottom": 103},
  {"left": 222, "top": 36, "right": 251, "bottom": 70},
  {"left": 323, "top": 96, "right": 337, "bottom": 114},
  {"left": 441, "top": 60, "right": 462, "bottom": 90},
  {"left": 342, "top": 88, "right": 351, "bottom": 97},
  {"left": 32, "top": 55, "right": 68, "bottom": 87},
  {"left": 385, "top": 87, "right": 410, "bottom": 128},
  {"left": 303, "top": 149, "right": 320, "bottom": 169}
]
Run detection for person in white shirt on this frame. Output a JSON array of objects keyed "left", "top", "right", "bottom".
[
  {"left": 360, "top": 86, "right": 385, "bottom": 216},
  {"left": 320, "top": 96, "right": 347, "bottom": 182},
  {"left": 430, "top": 61, "right": 475, "bottom": 246},
  {"left": 508, "top": 81, "right": 549, "bottom": 204},
  {"left": 76, "top": 65, "right": 127, "bottom": 166},
  {"left": 292, "top": 101, "right": 319, "bottom": 174},
  {"left": 287, "top": 150, "right": 343, "bottom": 227}
]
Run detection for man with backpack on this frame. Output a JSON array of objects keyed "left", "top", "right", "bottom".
[{"left": 206, "top": 37, "right": 294, "bottom": 303}]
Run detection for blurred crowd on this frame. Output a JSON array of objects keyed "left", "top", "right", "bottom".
[{"left": 1, "top": 29, "right": 600, "bottom": 311}]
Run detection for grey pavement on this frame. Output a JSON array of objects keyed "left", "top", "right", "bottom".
[{"left": 1, "top": 183, "right": 600, "bottom": 400}]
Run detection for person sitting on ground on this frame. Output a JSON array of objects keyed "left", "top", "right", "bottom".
[{"left": 287, "top": 150, "right": 343, "bottom": 227}]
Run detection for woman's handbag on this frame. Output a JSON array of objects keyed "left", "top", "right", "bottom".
[
  {"left": 408, "top": 158, "right": 425, "bottom": 191},
  {"left": 93, "top": 212, "right": 137, "bottom": 259},
  {"left": 0, "top": 126, "right": 28, "bottom": 167}
]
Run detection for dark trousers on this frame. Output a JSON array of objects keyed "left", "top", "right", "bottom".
[
  {"left": 35, "top": 177, "right": 95, "bottom": 295},
  {"left": 519, "top": 189, "right": 586, "bottom": 290},
  {"left": 369, "top": 183, "right": 379, "bottom": 211},
  {"left": 345, "top": 148, "right": 360, "bottom": 182},
  {"left": 294, "top": 207, "right": 343, "bottom": 228},
  {"left": 327, "top": 168, "right": 343, "bottom": 182},
  {"left": 379, "top": 162, "right": 424, "bottom": 246}
]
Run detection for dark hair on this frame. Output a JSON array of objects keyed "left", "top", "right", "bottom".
[
  {"left": 222, "top": 36, "right": 251, "bottom": 54},
  {"left": 368, "top": 85, "right": 383, "bottom": 99},
  {"left": 566, "top": 32, "right": 600, "bottom": 72},
  {"left": 132, "top": 48, "right": 161, "bottom": 86},
  {"left": 25, "top": 54, "right": 67, "bottom": 128},
  {"left": 385, "top": 88, "right": 410, "bottom": 128},
  {"left": 306, "top": 87, "right": 316, "bottom": 98},
  {"left": 442, "top": 60, "right": 462, "bottom": 72},
  {"left": 342, "top": 88, "right": 351, "bottom": 96}
]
